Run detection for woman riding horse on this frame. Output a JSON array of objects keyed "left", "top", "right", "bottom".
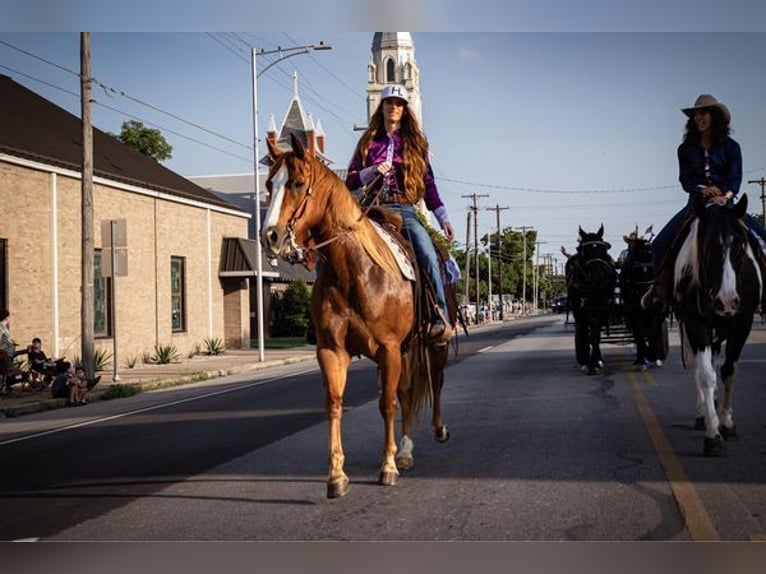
[{"left": 262, "top": 134, "right": 454, "bottom": 498}]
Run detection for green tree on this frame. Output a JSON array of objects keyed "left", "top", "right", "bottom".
[
  {"left": 111, "top": 120, "right": 173, "bottom": 162},
  {"left": 270, "top": 280, "right": 312, "bottom": 337}
]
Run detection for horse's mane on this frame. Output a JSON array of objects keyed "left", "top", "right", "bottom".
[
  {"left": 675, "top": 219, "right": 701, "bottom": 290},
  {"left": 311, "top": 157, "right": 399, "bottom": 278},
  {"left": 675, "top": 209, "right": 763, "bottom": 294}
]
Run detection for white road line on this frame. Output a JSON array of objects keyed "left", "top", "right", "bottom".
[{"left": 0, "top": 367, "right": 319, "bottom": 447}]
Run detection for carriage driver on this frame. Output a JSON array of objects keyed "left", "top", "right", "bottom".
[{"left": 345, "top": 84, "right": 455, "bottom": 343}]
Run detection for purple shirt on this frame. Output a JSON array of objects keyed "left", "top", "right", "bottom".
[{"left": 345, "top": 130, "right": 446, "bottom": 218}]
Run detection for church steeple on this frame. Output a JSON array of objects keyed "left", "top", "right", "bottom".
[{"left": 368, "top": 32, "right": 423, "bottom": 126}]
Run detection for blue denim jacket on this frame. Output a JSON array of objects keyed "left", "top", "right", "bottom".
[{"left": 677, "top": 137, "right": 742, "bottom": 198}]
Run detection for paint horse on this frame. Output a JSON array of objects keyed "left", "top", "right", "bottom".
[
  {"left": 673, "top": 194, "right": 762, "bottom": 456},
  {"left": 262, "top": 134, "right": 455, "bottom": 498},
  {"left": 566, "top": 225, "right": 617, "bottom": 374},
  {"left": 619, "top": 232, "right": 668, "bottom": 369}
]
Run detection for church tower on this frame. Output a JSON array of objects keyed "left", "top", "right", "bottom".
[{"left": 367, "top": 32, "right": 423, "bottom": 126}]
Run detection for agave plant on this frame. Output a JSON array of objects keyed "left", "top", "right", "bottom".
[
  {"left": 152, "top": 343, "right": 180, "bottom": 365},
  {"left": 203, "top": 337, "right": 225, "bottom": 356}
]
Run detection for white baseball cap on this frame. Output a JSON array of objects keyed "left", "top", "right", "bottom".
[{"left": 381, "top": 84, "right": 409, "bottom": 103}]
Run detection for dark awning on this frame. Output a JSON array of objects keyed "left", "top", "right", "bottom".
[{"left": 219, "top": 238, "right": 279, "bottom": 279}]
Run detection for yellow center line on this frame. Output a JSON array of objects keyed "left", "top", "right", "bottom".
[
  {"left": 625, "top": 370, "right": 720, "bottom": 541},
  {"left": 641, "top": 368, "right": 658, "bottom": 387}
]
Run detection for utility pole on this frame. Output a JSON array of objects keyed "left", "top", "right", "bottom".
[
  {"left": 463, "top": 193, "right": 489, "bottom": 322},
  {"left": 486, "top": 204, "right": 509, "bottom": 320},
  {"left": 534, "top": 241, "right": 547, "bottom": 314},
  {"left": 515, "top": 226, "right": 533, "bottom": 315},
  {"left": 464, "top": 210, "right": 472, "bottom": 307},
  {"left": 80, "top": 32, "right": 95, "bottom": 382},
  {"left": 748, "top": 178, "right": 766, "bottom": 225}
]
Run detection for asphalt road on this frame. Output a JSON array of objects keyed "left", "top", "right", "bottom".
[{"left": 2, "top": 315, "right": 766, "bottom": 541}]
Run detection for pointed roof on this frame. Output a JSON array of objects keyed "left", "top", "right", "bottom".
[
  {"left": 0, "top": 75, "right": 240, "bottom": 212},
  {"left": 261, "top": 73, "right": 331, "bottom": 165},
  {"left": 372, "top": 32, "right": 413, "bottom": 49}
]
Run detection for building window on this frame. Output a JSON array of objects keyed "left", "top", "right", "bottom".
[
  {"left": 171, "top": 256, "right": 186, "bottom": 332},
  {"left": 386, "top": 58, "right": 395, "bottom": 83},
  {"left": 94, "top": 250, "right": 112, "bottom": 337},
  {"left": 0, "top": 239, "right": 6, "bottom": 310}
]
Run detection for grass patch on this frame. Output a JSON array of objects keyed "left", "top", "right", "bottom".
[
  {"left": 253, "top": 337, "right": 307, "bottom": 349},
  {"left": 100, "top": 384, "right": 141, "bottom": 400}
]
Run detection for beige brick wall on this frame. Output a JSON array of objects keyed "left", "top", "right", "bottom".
[{"left": 0, "top": 158, "right": 250, "bottom": 366}]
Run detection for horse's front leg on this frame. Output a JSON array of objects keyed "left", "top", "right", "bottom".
[
  {"left": 429, "top": 344, "right": 450, "bottom": 443},
  {"left": 318, "top": 347, "right": 351, "bottom": 498},
  {"left": 378, "top": 343, "right": 402, "bottom": 486},
  {"left": 692, "top": 347, "right": 723, "bottom": 456}
]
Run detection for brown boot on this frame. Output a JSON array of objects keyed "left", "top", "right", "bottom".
[
  {"left": 429, "top": 321, "right": 453, "bottom": 344},
  {"left": 642, "top": 257, "right": 672, "bottom": 312}
]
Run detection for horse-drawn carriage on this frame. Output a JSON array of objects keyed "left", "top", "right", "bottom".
[{"left": 565, "top": 225, "right": 668, "bottom": 373}]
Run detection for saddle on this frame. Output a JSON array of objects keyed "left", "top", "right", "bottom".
[{"left": 367, "top": 205, "right": 460, "bottom": 346}]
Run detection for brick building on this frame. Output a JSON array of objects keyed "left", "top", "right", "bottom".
[{"left": 0, "top": 74, "right": 252, "bottom": 364}]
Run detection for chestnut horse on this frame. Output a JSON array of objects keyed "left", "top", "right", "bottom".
[{"left": 262, "top": 135, "right": 452, "bottom": 498}]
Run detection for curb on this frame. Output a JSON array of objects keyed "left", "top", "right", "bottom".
[{"left": 0, "top": 353, "right": 317, "bottom": 419}]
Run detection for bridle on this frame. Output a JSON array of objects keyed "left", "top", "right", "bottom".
[{"left": 275, "top": 161, "right": 385, "bottom": 265}]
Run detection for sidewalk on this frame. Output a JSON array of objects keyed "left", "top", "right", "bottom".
[{"left": 0, "top": 346, "right": 318, "bottom": 419}]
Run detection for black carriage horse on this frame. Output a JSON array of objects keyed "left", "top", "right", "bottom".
[
  {"left": 619, "top": 234, "right": 668, "bottom": 368},
  {"left": 566, "top": 225, "right": 617, "bottom": 374},
  {"left": 673, "top": 194, "right": 763, "bottom": 456}
]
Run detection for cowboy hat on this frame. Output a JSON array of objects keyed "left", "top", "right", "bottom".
[{"left": 682, "top": 94, "right": 730, "bottom": 126}]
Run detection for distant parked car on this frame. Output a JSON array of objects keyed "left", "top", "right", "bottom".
[{"left": 552, "top": 296, "right": 568, "bottom": 313}]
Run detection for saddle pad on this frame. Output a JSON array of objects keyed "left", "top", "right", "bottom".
[{"left": 369, "top": 220, "right": 416, "bottom": 281}]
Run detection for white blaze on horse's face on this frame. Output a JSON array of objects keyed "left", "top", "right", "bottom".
[
  {"left": 262, "top": 164, "right": 289, "bottom": 257},
  {"left": 715, "top": 238, "right": 739, "bottom": 316}
]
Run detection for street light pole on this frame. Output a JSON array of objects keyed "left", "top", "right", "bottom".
[{"left": 251, "top": 42, "right": 331, "bottom": 362}]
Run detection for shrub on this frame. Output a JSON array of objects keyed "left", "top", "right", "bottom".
[
  {"left": 94, "top": 347, "right": 112, "bottom": 372},
  {"left": 100, "top": 384, "right": 140, "bottom": 400},
  {"left": 270, "top": 280, "right": 312, "bottom": 337},
  {"left": 152, "top": 343, "right": 180, "bottom": 364},
  {"left": 203, "top": 337, "right": 225, "bottom": 355}
]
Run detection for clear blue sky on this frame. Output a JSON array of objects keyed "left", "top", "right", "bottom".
[{"left": 2, "top": 28, "right": 766, "bottom": 267}]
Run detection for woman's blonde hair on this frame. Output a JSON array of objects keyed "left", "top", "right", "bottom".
[{"left": 355, "top": 103, "right": 429, "bottom": 204}]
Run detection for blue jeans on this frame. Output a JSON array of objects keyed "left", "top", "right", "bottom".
[{"left": 385, "top": 203, "right": 448, "bottom": 321}]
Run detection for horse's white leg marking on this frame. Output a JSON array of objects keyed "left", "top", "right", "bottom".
[
  {"left": 396, "top": 435, "right": 414, "bottom": 468},
  {"left": 693, "top": 347, "right": 720, "bottom": 439},
  {"left": 262, "top": 164, "right": 288, "bottom": 247},
  {"left": 716, "top": 248, "right": 739, "bottom": 314},
  {"left": 720, "top": 363, "right": 736, "bottom": 430}
]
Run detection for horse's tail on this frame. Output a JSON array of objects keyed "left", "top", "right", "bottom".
[{"left": 400, "top": 336, "right": 434, "bottom": 420}]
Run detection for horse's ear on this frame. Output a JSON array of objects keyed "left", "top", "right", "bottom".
[
  {"left": 578, "top": 226, "right": 584, "bottom": 239},
  {"left": 290, "top": 133, "right": 306, "bottom": 160},
  {"left": 735, "top": 193, "right": 748, "bottom": 219},
  {"left": 266, "top": 138, "right": 282, "bottom": 162},
  {"left": 597, "top": 224, "right": 604, "bottom": 238}
]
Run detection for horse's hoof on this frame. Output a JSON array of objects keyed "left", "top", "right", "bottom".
[
  {"left": 326, "top": 478, "right": 350, "bottom": 499},
  {"left": 720, "top": 425, "right": 739, "bottom": 441},
  {"left": 655, "top": 360, "right": 663, "bottom": 367},
  {"left": 378, "top": 470, "right": 398, "bottom": 486},
  {"left": 587, "top": 366, "right": 600, "bottom": 375},
  {"left": 694, "top": 416, "right": 706, "bottom": 430},
  {"left": 703, "top": 435, "right": 724, "bottom": 457},
  {"left": 396, "top": 455, "right": 414, "bottom": 471},
  {"left": 433, "top": 424, "right": 450, "bottom": 443}
]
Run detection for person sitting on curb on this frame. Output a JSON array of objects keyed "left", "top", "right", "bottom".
[{"left": 50, "top": 366, "right": 100, "bottom": 406}]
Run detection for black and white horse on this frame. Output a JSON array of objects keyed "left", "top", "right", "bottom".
[
  {"left": 619, "top": 233, "right": 668, "bottom": 369},
  {"left": 673, "top": 195, "right": 763, "bottom": 456},
  {"left": 566, "top": 225, "right": 617, "bottom": 374}
]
